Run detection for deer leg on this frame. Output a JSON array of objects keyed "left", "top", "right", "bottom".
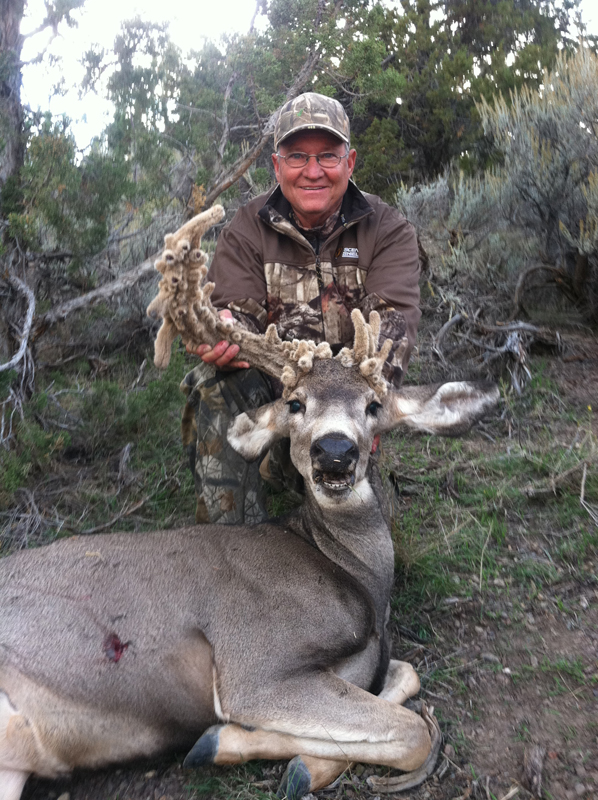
[
  {"left": 0, "top": 771, "right": 29, "bottom": 800},
  {"left": 276, "top": 659, "right": 422, "bottom": 796},
  {"left": 185, "top": 661, "right": 429, "bottom": 778}
]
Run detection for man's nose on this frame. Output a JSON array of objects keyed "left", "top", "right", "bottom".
[{"left": 302, "top": 156, "right": 325, "bottom": 178}]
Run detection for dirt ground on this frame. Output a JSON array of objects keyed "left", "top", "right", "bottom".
[{"left": 20, "top": 329, "right": 598, "bottom": 800}]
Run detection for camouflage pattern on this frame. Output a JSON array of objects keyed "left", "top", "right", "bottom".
[
  {"left": 230, "top": 208, "right": 408, "bottom": 385},
  {"left": 181, "top": 364, "right": 302, "bottom": 524},
  {"left": 274, "top": 92, "right": 351, "bottom": 149}
]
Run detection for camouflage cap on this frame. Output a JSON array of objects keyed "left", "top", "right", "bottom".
[{"left": 274, "top": 92, "right": 350, "bottom": 149}]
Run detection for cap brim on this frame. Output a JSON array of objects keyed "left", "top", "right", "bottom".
[{"left": 275, "top": 123, "right": 350, "bottom": 149}]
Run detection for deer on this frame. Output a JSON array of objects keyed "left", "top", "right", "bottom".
[{"left": 0, "top": 208, "right": 499, "bottom": 800}]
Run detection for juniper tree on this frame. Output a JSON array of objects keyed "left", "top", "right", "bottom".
[{"left": 350, "top": 0, "right": 592, "bottom": 194}]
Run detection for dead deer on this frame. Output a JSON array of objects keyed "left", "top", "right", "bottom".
[{"left": 0, "top": 210, "right": 499, "bottom": 800}]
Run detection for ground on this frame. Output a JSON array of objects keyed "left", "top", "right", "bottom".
[{"left": 10, "top": 315, "right": 598, "bottom": 800}]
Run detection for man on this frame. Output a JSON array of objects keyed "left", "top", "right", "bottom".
[{"left": 181, "top": 92, "right": 421, "bottom": 524}]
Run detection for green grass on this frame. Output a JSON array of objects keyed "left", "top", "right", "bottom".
[
  {"left": 384, "top": 375, "right": 597, "bottom": 621},
  {"left": 185, "top": 762, "right": 275, "bottom": 800},
  {"left": 0, "top": 344, "right": 198, "bottom": 549}
]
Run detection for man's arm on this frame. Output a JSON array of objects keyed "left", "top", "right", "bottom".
[
  {"left": 361, "top": 205, "right": 421, "bottom": 383},
  {"left": 363, "top": 205, "right": 421, "bottom": 350},
  {"left": 188, "top": 204, "right": 268, "bottom": 368}
]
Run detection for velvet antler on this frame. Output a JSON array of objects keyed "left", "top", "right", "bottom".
[{"left": 147, "top": 208, "right": 395, "bottom": 397}]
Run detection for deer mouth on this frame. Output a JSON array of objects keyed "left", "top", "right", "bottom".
[{"left": 312, "top": 469, "right": 356, "bottom": 491}]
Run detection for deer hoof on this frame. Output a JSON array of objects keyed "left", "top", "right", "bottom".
[
  {"left": 277, "top": 755, "right": 311, "bottom": 800},
  {"left": 183, "top": 724, "right": 222, "bottom": 768}
]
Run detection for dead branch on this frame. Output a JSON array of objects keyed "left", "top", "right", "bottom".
[
  {"left": 74, "top": 496, "right": 149, "bottom": 535},
  {"left": 215, "top": 72, "right": 238, "bottom": 173},
  {"left": 523, "top": 456, "right": 593, "bottom": 498},
  {"left": 33, "top": 253, "right": 157, "bottom": 335},
  {"left": 434, "top": 313, "right": 464, "bottom": 351},
  {"left": 580, "top": 464, "right": 598, "bottom": 526},
  {"left": 512, "top": 263, "right": 575, "bottom": 318},
  {"left": 0, "top": 275, "right": 35, "bottom": 373}
]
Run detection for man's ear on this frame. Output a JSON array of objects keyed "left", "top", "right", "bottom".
[
  {"left": 272, "top": 152, "right": 281, "bottom": 184},
  {"left": 227, "top": 399, "right": 290, "bottom": 461},
  {"left": 379, "top": 381, "right": 500, "bottom": 437}
]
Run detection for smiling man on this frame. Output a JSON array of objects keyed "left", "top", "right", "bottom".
[{"left": 181, "top": 92, "right": 422, "bottom": 524}]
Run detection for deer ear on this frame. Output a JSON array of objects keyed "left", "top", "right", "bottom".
[
  {"left": 381, "top": 381, "right": 500, "bottom": 436},
  {"left": 227, "top": 399, "right": 290, "bottom": 461}
]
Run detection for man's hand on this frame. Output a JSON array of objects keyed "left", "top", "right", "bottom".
[{"left": 186, "top": 309, "right": 250, "bottom": 369}]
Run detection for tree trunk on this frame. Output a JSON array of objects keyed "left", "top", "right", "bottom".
[{"left": 0, "top": 0, "right": 25, "bottom": 188}]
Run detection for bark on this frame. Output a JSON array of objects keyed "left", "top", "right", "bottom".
[{"left": 0, "top": 0, "right": 25, "bottom": 187}]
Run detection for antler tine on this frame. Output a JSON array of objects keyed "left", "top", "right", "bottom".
[
  {"left": 147, "top": 206, "right": 332, "bottom": 390},
  {"left": 334, "top": 309, "right": 393, "bottom": 397}
]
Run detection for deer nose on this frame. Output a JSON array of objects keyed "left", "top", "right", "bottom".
[{"left": 311, "top": 436, "right": 359, "bottom": 471}]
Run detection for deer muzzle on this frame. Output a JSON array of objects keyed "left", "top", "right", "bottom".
[{"left": 310, "top": 435, "right": 359, "bottom": 491}]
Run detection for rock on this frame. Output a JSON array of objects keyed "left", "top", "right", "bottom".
[
  {"left": 575, "top": 782, "right": 586, "bottom": 795},
  {"left": 580, "top": 596, "right": 589, "bottom": 610},
  {"left": 444, "top": 744, "right": 455, "bottom": 759},
  {"left": 576, "top": 764, "right": 587, "bottom": 778},
  {"left": 57, "top": 794, "right": 70, "bottom": 800},
  {"left": 145, "top": 770, "right": 158, "bottom": 778},
  {"left": 481, "top": 652, "right": 501, "bottom": 663},
  {"left": 530, "top": 654, "right": 539, "bottom": 667}
]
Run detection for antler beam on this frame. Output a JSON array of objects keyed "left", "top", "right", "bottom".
[{"left": 146, "top": 207, "right": 398, "bottom": 397}]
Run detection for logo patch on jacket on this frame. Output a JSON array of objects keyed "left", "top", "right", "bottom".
[{"left": 338, "top": 247, "right": 358, "bottom": 259}]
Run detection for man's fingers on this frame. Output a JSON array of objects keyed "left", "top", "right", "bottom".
[
  {"left": 187, "top": 335, "right": 249, "bottom": 369},
  {"left": 198, "top": 341, "right": 232, "bottom": 362}
]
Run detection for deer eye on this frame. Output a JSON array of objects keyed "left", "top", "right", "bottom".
[
  {"left": 288, "top": 400, "right": 303, "bottom": 414},
  {"left": 366, "top": 401, "right": 382, "bottom": 417}
]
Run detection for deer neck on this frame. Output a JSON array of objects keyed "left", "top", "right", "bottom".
[{"left": 291, "top": 458, "right": 395, "bottom": 612}]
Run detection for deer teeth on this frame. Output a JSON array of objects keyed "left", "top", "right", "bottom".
[{"left": 312, "top": 470, "right": 355, "bottom": 490}]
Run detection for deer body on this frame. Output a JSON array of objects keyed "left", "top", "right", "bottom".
[{"left": 0, "top": 515, "right": 387, "bottom": 768}]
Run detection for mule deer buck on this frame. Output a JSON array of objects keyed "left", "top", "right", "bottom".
[{"left": 0, "top": 208, "right": 499, "bottom": 800}]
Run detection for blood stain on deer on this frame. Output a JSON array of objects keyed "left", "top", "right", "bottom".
[{"left": 103, "top": 632, "right": 129, "bottom": 663}]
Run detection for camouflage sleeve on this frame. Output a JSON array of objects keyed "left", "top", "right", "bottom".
[
  {"left": 362, "top": 204, "right": 421, "bottom": 366},
  {"left": 359, "top": 293, "right": 407, "bottom": 389},
  {"left": 228, "top": 298, "right": 268, "bottom": 334}
]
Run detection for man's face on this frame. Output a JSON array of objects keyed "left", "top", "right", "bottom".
[{"left": 272, "top": 130, "right": 357, "bottom": 229}]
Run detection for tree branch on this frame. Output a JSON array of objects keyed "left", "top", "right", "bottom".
[
  {"left": 33, "top": 254, "right": 158, "bottom": 335},
  {"left": 0, "top": 276, "right": 36, "bottom": 373},
  {"left": 216, "top": 72, "right": 238, "bottom": 170}
]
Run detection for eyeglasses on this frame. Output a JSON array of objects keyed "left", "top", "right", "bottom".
[{"left": 277, "top": 152, "right": 349, "bottom": 169}]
